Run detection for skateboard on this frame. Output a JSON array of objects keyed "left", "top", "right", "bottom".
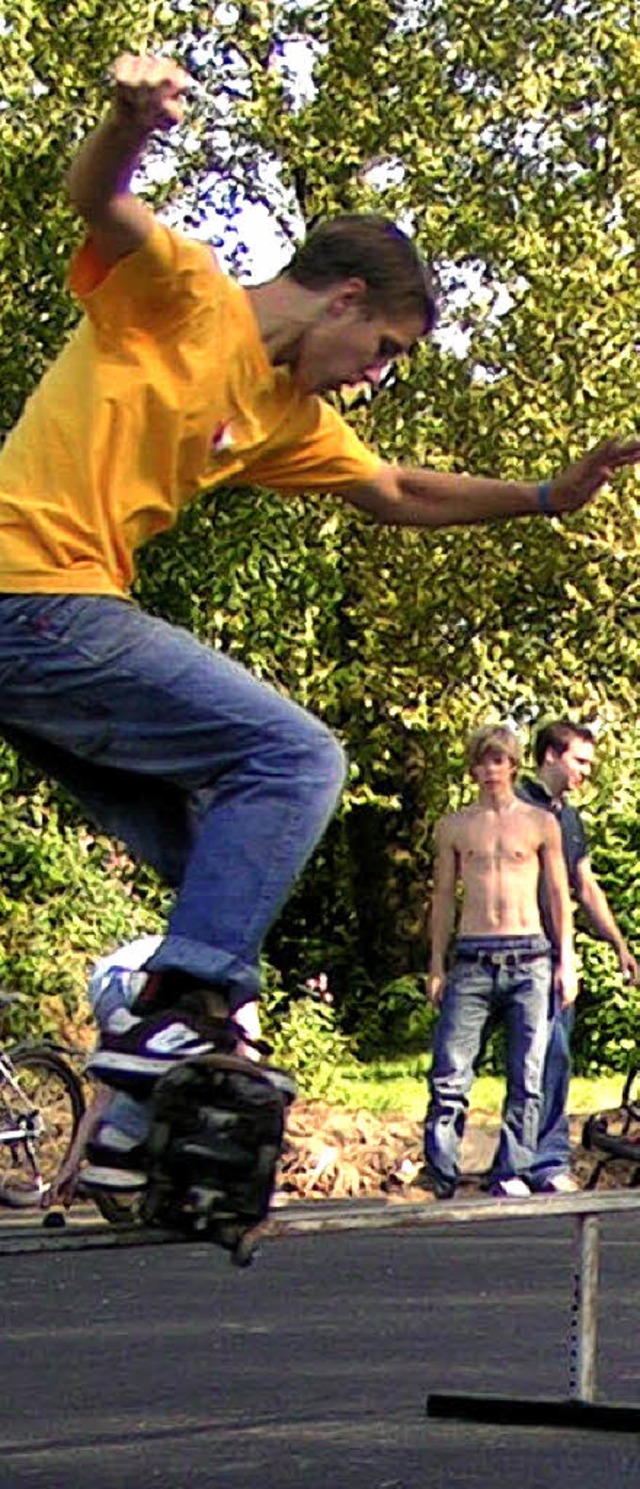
[{"left": 86, "top": 1052, "right": 296, "bottom": 1267}]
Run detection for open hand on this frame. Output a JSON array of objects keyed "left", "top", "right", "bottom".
[
  {"left": 619, "top": 945, "right": 639, "bottom": 987},
  {"left": 426, "top": 972, "right": 445, "bottom": 1005},
  {"left": 111, "top": 54, "right": 191, "bottom": 134},
  {"left": 553, "top": 962, "right": 578, "bottom": 1010},
  {"left": 46, "top": 1151, "right": 82, "bottom": 1210},
  {"left": 548, "top": 436, "right": 640, "bottom": 514}
]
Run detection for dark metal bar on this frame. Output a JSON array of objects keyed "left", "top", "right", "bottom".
[{"left": 426, "top": 1393, "right": 640, "bottom": 1432}]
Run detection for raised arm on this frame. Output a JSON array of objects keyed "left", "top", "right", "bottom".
[
  {"left": 343, "top": 437, "right": 640, "bottom": 526},
  {"left": 66, "top": 53, "right": 191, "bottom": 266},
  {"left": 427, "top": 816, "right": 459, "bottom": 1005},
  {"left": 539, "top": 815, "right": 577, "bottom": 1008}
]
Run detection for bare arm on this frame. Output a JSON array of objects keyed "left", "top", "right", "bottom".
[
  {"left": 427, "top": 817, "right": 458, "bottom": 1004},
  {"left": 66, "top": 54, "right": 191, "bottom": 266},
  {"left": 47, "top": 1082, "right": 114, "bottom": 1208},
  {"left": 575, "top": 860, "right": 639, "bottom": 984},
  {"left": 540, "top": 816, "right": 577, "bottom": 1008},
  {"left": 343, "top": 438, "right": 640, "bottom": 526}
]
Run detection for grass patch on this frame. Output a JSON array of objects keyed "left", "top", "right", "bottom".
[{"left": 326, "top": 1057, "right": 625, "bottom": 1123}]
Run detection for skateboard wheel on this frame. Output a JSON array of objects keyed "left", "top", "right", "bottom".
[
  {"left": 42, "top": 1210, "right": 67, "bottom": 1229},
  {"left": 231, "top": 1232, "right": 258, "bottom": 1268}
]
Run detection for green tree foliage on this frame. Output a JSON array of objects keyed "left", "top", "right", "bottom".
[
  {"left": 0, "top": 747, "right": 170, "bottom": 1042},
  {"left": 0, "top": 1, "right": 638, "bottom": 1065},
  {"left": 0, "top": 0, "right": 187, "bottom": 427},
  {"left": 573, "top": 810, "right": 640, "bottom": 1074},
  {"left": 141, "top": 0, "right": 639, "bottom": 1048}
]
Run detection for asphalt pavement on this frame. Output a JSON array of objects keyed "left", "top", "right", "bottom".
[{"left": 1, "top": 1210, "right": 640, "bottom": 1488}]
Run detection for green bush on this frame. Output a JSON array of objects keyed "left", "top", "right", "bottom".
[
  {"left": 572, "top": 808, "right": 640, "bottom": 1075},
  {"left": 574, "top": 937, "right": 640, "bottom": 1076},
  {"left": 260, "top": 966, "right": 359, "bottom": 1100},
  {"left": 347, "top": 973, "right": 438, "bottom": 1059},
  {"left": 0, "top": 756, "right": 168, "bottom": 1044}
]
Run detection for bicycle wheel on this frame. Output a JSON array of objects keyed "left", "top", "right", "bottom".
[{"left": 0, "top": 1046, "right": 85, "bottom": 1206}]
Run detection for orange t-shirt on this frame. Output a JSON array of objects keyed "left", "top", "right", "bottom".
[{"left": 0, "top": 222, "right": 381, "bottom": 595}]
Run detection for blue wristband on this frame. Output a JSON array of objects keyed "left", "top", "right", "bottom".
[{"left": 537, "top": 480, "right": 555, "bottom": 516}]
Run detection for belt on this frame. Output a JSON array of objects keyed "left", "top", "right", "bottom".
[{"left": 455, "top": 949, "right": 548, "bottom": 968}]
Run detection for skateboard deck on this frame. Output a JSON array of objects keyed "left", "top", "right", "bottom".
[{"left": 91, "top": 1052, "right": 296, "bottom": 1266}]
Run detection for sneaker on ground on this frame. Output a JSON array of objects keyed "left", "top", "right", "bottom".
[
  {"left": 540, "top": 1172, "right": 579, "bottom": 1194},
  {"left": 80, "top": 1131, "right": 149, "bottom": 1193},
  {"left": 418, "top": 1166, "right": 456, "bottom": 1200},
  {"left": 491, "top": 1176, "right": 531, "bottom": 1198},
  {"left": 86, "top": 1007, "right": 216, "bottom": 1094}
]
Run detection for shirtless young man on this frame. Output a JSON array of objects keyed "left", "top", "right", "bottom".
[{"left": 424, "top": 725, "right": 576, "bottom": 1199}]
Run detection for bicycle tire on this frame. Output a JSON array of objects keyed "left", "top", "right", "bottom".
[{"left": 0, "top": 1045, "right": 85, "bottom": 1207}]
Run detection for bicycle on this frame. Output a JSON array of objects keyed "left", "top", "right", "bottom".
[
  {"left": 582, "top": 1063, "right": 640, "bottom": 1189},
  {"left": 0, "top": 993, "right": 85, "bottom": 1208}
]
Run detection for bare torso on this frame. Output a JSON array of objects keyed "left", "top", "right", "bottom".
[{"left": 450, "top": 799, "right": 546, "bottom": 936}]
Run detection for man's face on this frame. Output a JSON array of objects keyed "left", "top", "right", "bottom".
[
  {"left": 544, "top": 737, "right": 595, "bottom": 796},
  {"left": 292, "top": 286, "right": 425, "bottom": 395},
  {"left": 472, "top": 748, "right": 516, "bottom": 792}
]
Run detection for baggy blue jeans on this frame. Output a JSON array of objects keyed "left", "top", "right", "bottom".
[
  {"left": 528, "top": 1001, "right": 575, "bottom": 1186},
  {"left": 424, "top": 935, "right": 551, "bottom": 1191},
  {"left": 0, "top": 594, "right": 347, "bottom": 1011}
]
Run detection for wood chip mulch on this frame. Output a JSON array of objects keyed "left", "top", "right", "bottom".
[
  {"left": 279, "top": 1101, "right": 424, "bottom": 1200},
  {"left": 278, "top": 1100, "right": 640, "bottom": 1201}
]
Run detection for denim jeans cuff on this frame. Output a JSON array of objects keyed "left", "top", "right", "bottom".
[{"left": 145, "top": 936, "right": 261, "bottom": 1010}]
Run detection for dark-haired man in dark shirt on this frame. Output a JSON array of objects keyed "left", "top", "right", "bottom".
[{"left": 517, "top": 720, "right": 638, "bottom": 1192}]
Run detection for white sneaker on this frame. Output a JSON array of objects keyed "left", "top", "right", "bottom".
[
  {"left": 86, "top": 1007, "right": 216, "bottom": 1093},
  {"left": 540, "top": 1172, "right": 579, "bottom": 1194},
  {"left": 491, "top": 1176, "right": 531, "bottom": 1198},
  {"left": 81, "top": 1129, "right": 148, "bottom": 1192}
]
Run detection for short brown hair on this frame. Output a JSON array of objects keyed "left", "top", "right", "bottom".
[
  {"left": 286, "top": 214, "right": 438, "bottom": 334},
  {"left": 466, "top": 725, "right": 522, "bottom": 773},
  {"left": 533, "top": 719, "right": 595, "bottom": 767}
]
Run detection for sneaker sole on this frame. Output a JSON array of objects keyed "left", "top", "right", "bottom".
[
  {"left": 540, "top": 1181, "right": 579, "bottom": 1194},
  {"left": 81, "top": 1163, "right": 148, "bottom": 1192},
  {"left": 86, "top": 1045, "right": 215, "bottom": 1080}
]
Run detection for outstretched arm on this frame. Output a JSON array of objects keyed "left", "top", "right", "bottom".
[
  {"left": 343, "top": 437, "right": 640, "bottom": 526},
  {"left": 67, "top": 53, "right": 191, "bottom": 266},
  {"left": 575, "top": 860, "right": 639, "bottom": 985}
]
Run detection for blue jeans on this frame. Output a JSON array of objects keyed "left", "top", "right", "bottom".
[
  {"left": 0, "top": 594, "right": 347, "bottom": 1011},
  {"left": 529, "top": 1002, "right": 574, "bottom": 1186},
  {"left": 424, "top": 935, "right": 551, "bottom": 1190}
]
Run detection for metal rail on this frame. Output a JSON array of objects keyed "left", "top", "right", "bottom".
[{"left": 2, "top": 1185, "right": 640, "bottom": 1248}]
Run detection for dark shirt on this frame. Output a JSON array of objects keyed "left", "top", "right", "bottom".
[{"left": 516, "top": 776, "right": 589, "bottom": 948}]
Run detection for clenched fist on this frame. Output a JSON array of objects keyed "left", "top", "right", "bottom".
[{"left": 111, "top": 53, "right": 192, "bottom": 134}]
